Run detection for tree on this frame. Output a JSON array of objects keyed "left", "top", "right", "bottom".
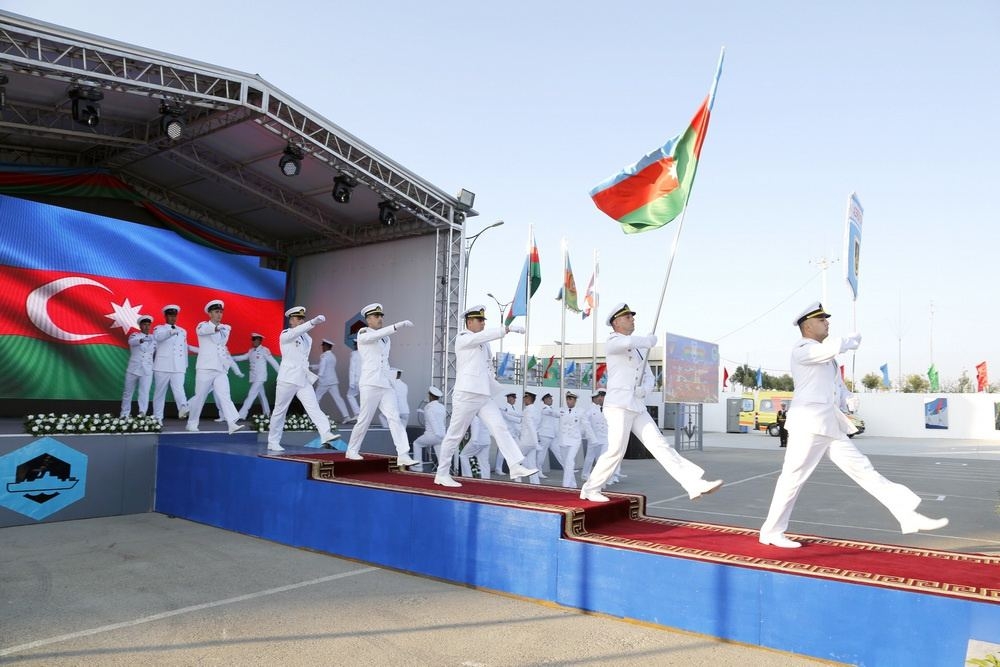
[
  {"left": 957, "top": 371, "right": 972, "bottom": 394},
  {"left": 861, "top": 372, "right": 882, "bottom": 392},
  {"left": 902, "top": 374, "right": 930, "bottom": 393}
]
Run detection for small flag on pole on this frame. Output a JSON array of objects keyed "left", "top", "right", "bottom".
[
  {"left": 505, "top": 229, "right": 541, "bottom": 325},
  {"left": 880, "top": 363, "right": 891, "bottom": 388},
  {"left": 582, "top": 271, "right": 596, "bottom": 320},
  {"left": 928, "top": 363, "right": 940, "bottom": 392},
  {"left": 722, "top": 367, "right": 729, "bottom": 389},
  {"left": 977, "top": 361, "right": 989, "bottom": 392}
]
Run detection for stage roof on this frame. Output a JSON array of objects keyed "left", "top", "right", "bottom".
[{"left": 0, "top": 10, "right": 473, "bottom": 258}]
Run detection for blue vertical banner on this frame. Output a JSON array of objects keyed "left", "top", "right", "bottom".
[{"left": 844, "top": 192, "right": 864, "bottom": 300}]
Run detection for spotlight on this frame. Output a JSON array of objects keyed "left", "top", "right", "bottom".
[
  {"left": 68, "top": 85, "right": 104, "bottom": 127},
  {"left": 278, "top": 143, "right": 304, "bottom": 177},
  {"left": 378, "top": 200, "right": 400, "bottom": 226},
  {"left": 159, "top": 101, "right": 185, "bottom": 141},
  {"left": 0, "top": 74, "right": 7, "bottom": 112},
  {"left": 332, "top": 174, "right": 358, "bottom": 204}
]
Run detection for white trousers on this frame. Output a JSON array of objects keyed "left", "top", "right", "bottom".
[
  {"left": 760, "top": 430, "right": 921, "bottom": 537},
  {"left": 582, "top": 440, "right": 608, "bottom": 480},
  {"left": 186, "top": 370, "right": 240, "bottom": 429},
  {"left": 561, "top": 436, "right": 582, "bottom": 488},
  {"left": 346, "top": 384, "right": 361, "bottom": 415},
  {"left": 412, "top": 432, "right": 442, "bottom": 467},
  {"left": 120, "top": 372, "right": 152, "bottom": 417},
  {"left": 438, "top": 392, "right": 525, "bottom": 478},
  {"left": 238, "top": 381, "right": 271, "bottom": 419},
  {"left": 582, "top": 407, "right": 705, "bottom": 497},
  {"left": 518, "top": 435, "right": 540, "bottom": 484},
  {"left": 347, "top": 384, "right": 410, "bottom": 457},
  {"left": 459, "top": 439, "right": 492, "bottom": 478},
  {"left": 536, "top": 434, "right": 557, "bottom": 471},
  {"left": 267, "top": 380, "right": 333, "bottom": 447},
  {"left": 152, "top": 370, "right": 188, "bottom": 420},
  {"left": 315, "top": 382, "right": 351, "bottom": 420}
]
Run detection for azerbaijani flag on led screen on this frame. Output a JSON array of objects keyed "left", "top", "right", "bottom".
[{"left": 0, "top": 194, "right": 285, "bottom": 400}]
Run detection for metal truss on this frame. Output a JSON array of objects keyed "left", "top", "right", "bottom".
[
  {"left": 431, "top": 225, "right": 465, "bottom": 401},
  {"left": 0, "top": 12, "right": 467, "bottom": 229}
]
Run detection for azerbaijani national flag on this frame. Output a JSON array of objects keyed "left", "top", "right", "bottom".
[
  {"left": 589, "top": 52, "right": 724, "bottom": 234},
  {"left": 0, "top": 194, "right": 285, "bottom": 401},
  {"left": 505, "top": 228, "right": 541, "bottom": 325},
  {"left": 582, "top": 271, "right": 596, "bottom": 320},
  {"left": 558, "top": 251, "right": 581, "bottom": 313}
]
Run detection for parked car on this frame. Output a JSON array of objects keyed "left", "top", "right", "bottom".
[{"left": 767, "top": 411, "right": 865, "bottom": 438}]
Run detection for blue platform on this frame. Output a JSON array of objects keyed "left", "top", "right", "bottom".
[{"left": 155, "top": 434, "right": 1000, "bottom": 665}]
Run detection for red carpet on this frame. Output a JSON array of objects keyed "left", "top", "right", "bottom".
[{"left": 264, "top": 451, "right": 1000, "bottom": 603}]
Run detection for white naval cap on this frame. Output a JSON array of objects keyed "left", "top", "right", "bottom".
[
  {"left": 204, "top": 299, "right": 224, "bottom": 313},
  {"left": 793, "top": 301, "right": 831, "bottom": 327},
  {"left": 362, "top": 302, "right": 384, "bottom": 318},
  {"left": 251, "top": 332, "right": 264, "bottom": 339},
  {"left": 321, "top": 338, "right": 334, "bottom": 346},
  {"left": 162, "top": 304, "right": 180, "bottom": 314},
  {"left": 428, "top": 385, "right": 443, "bottom": 398},
  {"left": 606, "top": 302, "right": 636, "bottom": 326},
  {"left": 285, "top": 305, "right": 307, "bottom": 317},
  {"left": 137, "top": 314, "right": 153, "bottom": 324},
  {"left": 463, "top": 305, "right": 486, "bottom": 319}
]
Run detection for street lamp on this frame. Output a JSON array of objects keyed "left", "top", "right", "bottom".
[
  {"left": 463, "top": 220, "right": 504, "bottom": 306},
  {"left": 487, "top": 292, "right": 513, "bottom": 354}
]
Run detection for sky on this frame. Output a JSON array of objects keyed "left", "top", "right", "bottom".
[{"left": 7, "top": 1, "right": 999, "bottom": 388}]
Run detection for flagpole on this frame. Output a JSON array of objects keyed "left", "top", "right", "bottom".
[
  {"left": 559, "top": 238, "right": 567, "bottom": 402},
  {"left": 591, "top": 249, "right": 599, "bottom": 392},
  {"left": 522, "top": 224, "right": 533, "bottom": 398},
  {"left": 650, "top": 46, "right": 724, "bottom": 332}
]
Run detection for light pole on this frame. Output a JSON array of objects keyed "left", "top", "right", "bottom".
[
  {"left": 463, "top": 220, "right": 504, "bottom": 307},
  {"left": 486, "top": 292, "right": 512, "bottom": 354}
]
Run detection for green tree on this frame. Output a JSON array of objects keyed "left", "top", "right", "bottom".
[
  {"left": 902, "top": 374, "right": 930, "bottom": 393},
  {"left": 861, "top": 372, "right": 882, "bottom": 391},
  {"left": 957, "top": 371, "right": 972, "bottom": 393},
  {"left": 770, "top": 373, "right": 794, "bottom": 391},
  {"left": 731, "top": 364, "right": 756, "bottom": 389}
]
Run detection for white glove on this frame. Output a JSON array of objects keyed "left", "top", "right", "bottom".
[
  {"left": 846, "top": 395, "right": 861, "bottom": 412},
  {"left": 395, "top": 320, "right": 414, "bottom": 329},
  {"left": 646, "top": 333, "right": 658, "bottom": 348},
  {"left": 233, "top": 367, "right": 244, "bottom": 378},
  {"left": 841, "top": 332, "right": 862, "bottom": 351},
  {"left": 310, "top": 315, "right": 326, "bottom": 325},
  {"left": 634, "top": 387, "right": 648, "bottom": 400},
  {"left": 507, "top": 324, "right": 525, "bottom": 334}
]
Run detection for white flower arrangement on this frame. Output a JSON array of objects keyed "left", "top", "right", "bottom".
[
  {"left": 250, "top": 413, "right": 333, "bottom": 433},
  {"left": 23, "top": 413, "right": 163, "bottom": 435}
]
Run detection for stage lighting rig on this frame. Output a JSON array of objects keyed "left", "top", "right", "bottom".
[
  {"left": 332, "top": 174, "right": 359, "bottom": 204},
  {"left": 0, "top": 74, "right": 8, "bottom": 112},
  {"left": 278, "top": 143, "right": 304, "bottom": 177},
  {"left": 159, "top": 100, "right": 186, "bottom": 140},
  {"left": 378, "top": 200, "right": 400, "bottom": 226},
  {"left": 68, "top": 85, "right": 104, "bottom": 127}
]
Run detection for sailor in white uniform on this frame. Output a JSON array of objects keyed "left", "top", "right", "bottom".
[
  {"left": 517, "top": 391, "right": 542, "bottom": 484},
  {"left": 411, "top": 386, "right": 446, "bottom": 470},
  {"left": 344, "top": 303, "right": 419, "bottom": 465},
  {"left": 346, "top": 347, "right": 361, "bottom": 419},
  {"left": 432, "top": 305, "right": 538, "bottom": 487},
  {"left": 266, "top": 306, "right": 340, "bottom": 452},
  {"left": 494, "top": 392, "right": 521, "bottom": 475},
  {"left": 185, "top": 299, "right": 245, "bottom": 434},
  {"left": 580, "top": 303, "right": 722, "bottom": 503},
  {"left": 233, "top": 333, "right": 280, "bottom": 420},
  {"left": 313, "top": 339, "right": 352, "bottom": 422},
  {"left": 392, "top": 369, "right": 410, "bottom": 426},
  {"left": 120, "top": 314, "right": 156, "bottom": 418},
  {"left": 581, "top": 391, "right": 609, "bottom": 482},
  {"left": 759, "top": 302, "right": 948, "bottom": 548},
  {"left": 558, "top": 391, "right": 596, "bottom": 489},
  {"left": 152, "top": 304, "right": 194, "bottom": 421},
  {"left": 535, "top": 392, "right": 559, "bottom": 476},
  {"left": 459, "top": 414, "right": 492, "bottom": 479}
]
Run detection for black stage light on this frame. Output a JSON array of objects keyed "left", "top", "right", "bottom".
[
  {"left": 332, "top": 174, "right": 358, "bottom": 204},
  {"left": 159, "top": 101, "right": 185, "bottom": 140},
  {"left": 378, "top": 200, "right": 400, "bottom": 226},
  {"left": 68, "top": 86, "right": 104, "bottom": 127},
  {"left": 0, "top": 74, "right": 8, "bottom": 112},
  {"left": 278, "top": 143, "right": 304, "bottom": 177}
]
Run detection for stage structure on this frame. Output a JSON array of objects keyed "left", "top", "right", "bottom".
[{"left": 0, "top": 10, "right": 469, "bottom": 398}]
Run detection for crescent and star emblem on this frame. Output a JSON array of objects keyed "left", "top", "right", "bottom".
[{"left": 25, "top": 277, "right": 144, "bottom": 341}]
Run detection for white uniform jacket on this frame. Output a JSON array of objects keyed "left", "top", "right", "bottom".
[
  {"left": 785, "top": 336, "right": 859, "bottom": 438},
  {"left": 393, "top": 378, "right": 409, "bottom": 414},
  {"left": 520, "top": 402, "right": 542, "bottom": 447},
  {"left": 421, "top": 400, "right": 447, "bottom": 439},
  {"left": 452, "top": 327, "right": 509, "bottom": 396},
  {"left": 315, "top": 349, "right": 339, "bottom": 385},
  {"left": 152, "top": 324, "right": 192, "bottom": 373},
  {"left": 586, "top": 404, "right": 609, "bottom": 445},
  {"left": 538, "top": 404, "right": 559, "bottom": 438},
  {"left": 277, "top": 321, "right": 320, "bottom": 388},
  {"left": 232, "top": 346, "right": 280, "bottom": 383},
  {"left": 501, "top": 402, "right": 522, "bottom": 437},
  {"left": 604, "top": 332, "right": 657, "bottom": 413},
  {"left": 559, "top": 405, "right": 597, "bottom": 443},
  {"left": 356, "top": 325, "right": 404, "bottom": 388},
  {"left": 126, "top": 332, "right": 156, "bottom": 376},
  {"left": 194, "top": 321, "right": 234, "bottom": 373}
]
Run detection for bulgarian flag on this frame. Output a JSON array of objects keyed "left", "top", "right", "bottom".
[
  {"left": 0, "top": 194, "right": 284, "bottom": 401},
  {"left": 589, "top": 51, "right": 724, "bottom": 234},
  {"left": 505, "top": 228, "right": 541, "bottom": 325}
]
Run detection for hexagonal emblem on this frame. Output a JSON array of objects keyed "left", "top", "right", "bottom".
[{"left": 0, "top": 437, "right": 88, "bottom": 520}]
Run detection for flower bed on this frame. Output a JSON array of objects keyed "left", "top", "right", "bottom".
[
  {"left": 250, "top": 413, "right": 332, "bottom": 433},
  {"left": 24, "top": 413, "right": 163, "bottom": 435}
]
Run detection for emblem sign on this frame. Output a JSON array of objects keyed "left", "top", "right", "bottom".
[{"left": 0, "top": 437, "right": 88, "bottom": 520}]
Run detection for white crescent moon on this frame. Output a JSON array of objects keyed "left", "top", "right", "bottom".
[{"left": 27, "top": 277, "right": 111, "bottom": 341}]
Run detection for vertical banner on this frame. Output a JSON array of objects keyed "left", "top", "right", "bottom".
[{"left": 844, "top": 192, "right": 863, "bottom": 300}]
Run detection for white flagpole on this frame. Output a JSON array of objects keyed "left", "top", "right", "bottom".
[
  {"left": 559, "top": 238, "right": 567, "bottom": 403},
  {"left": 591, "top": 249, "right": 599, "bottom": 391},
  {"left": 522, "top": 224, "right": 533, "bottom": 397}
]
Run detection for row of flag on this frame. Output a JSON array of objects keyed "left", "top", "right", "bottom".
[
  {"left": 504, "top": 230, "right": 597, "bottom": 325},
  {"left": 721, "top": 362, "right": 990, "bottom": 392},
  {"left": 497, "top": 353, "right": 608, "bottom": 383}
]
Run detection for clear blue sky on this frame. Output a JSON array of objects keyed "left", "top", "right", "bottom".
[{"left": 9, "top": 1, "right": 999, "bottom": 388}]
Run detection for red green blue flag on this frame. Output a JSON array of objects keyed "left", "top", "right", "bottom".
[
  {"left": 555, "top": 250, "right": 581, "bottom": 313},
  {"left": 589, "top": 53, "right": 724, "bottom": 234},
  {"left": 505, "top": 229, "right": 541, "bottom": 325}
]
